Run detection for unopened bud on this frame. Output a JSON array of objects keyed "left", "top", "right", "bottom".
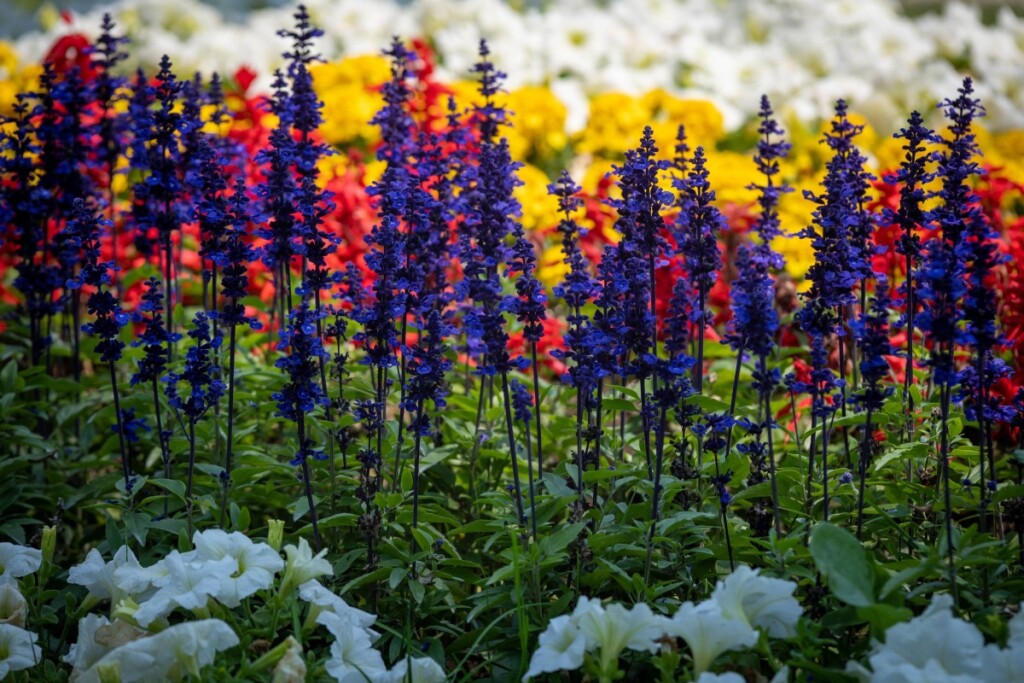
[{"left": 268, "top": 519, "right": 285, "bottom": 552}]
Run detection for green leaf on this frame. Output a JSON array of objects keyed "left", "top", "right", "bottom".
[
  {"left": 809, "top": 522, "right": 876, "bottom": 607},
  {"left": 539, "top": 522, "right": 585, "bottom": 557},
  {"left": 149, "top": 478, "right": 186, "bottom": 501},
  {"left": 857, "top": 603, "right": 912, "bottom": 638},
  {"left": 408, "top": 579, "right": 425, "bottom": 604}
]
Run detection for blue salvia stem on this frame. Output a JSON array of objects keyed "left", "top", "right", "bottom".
[
  {"left": 165, "top": 311, "right": 224, "bottom": 537},
  {"left": 853, "top": 278, "right": 894, "bottom": 538},
  {"left": 91, "top": 14, "right": 128, "bottom": 289},
  {"left": 609, "top": 127, "right": 668, "bottom": 481},
  {"left": 510, "top": 380, "right": 539, "bottom": 541},
  {"left": 725, "top": 95, "right": 790, "bottom": 534},
  {"left": 69, "top": 199, "right": 132, "bottom": 492},
  {"left": 130, "top": 277, "right": 178, "bottom": 514},
  {"left": 887, "top": 111, "right": 938, "bottom": 443},
  {"left": 215, "top": 180, "right": 262, "bottom": 526}
]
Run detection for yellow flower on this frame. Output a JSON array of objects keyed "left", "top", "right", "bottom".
[
  {"left": 0, "top": 41, "right": 18, "bottom": 78},
  {"left": 311, "top": 56, "right": 391, "bottom": 147},
  {"left": 773, "top": 175, "right": 822, "bottom": 282},
  {"left": 538, "top": 244, "right": 570, "bottom": 288},
  {"left": 705, "top": 150, "right": 759, "bottom": 207},
  {"left": 644, "top": 90, "right": 724, "bottom": 153},
  {"left": 318, "top": 84, "right": 384, "bottom": 147},
  {"left": 0, "top": 60, "right": 40, "bottom": 118},
  {"left": 576, "top": 92, "right": 650, "bottom": 157},
  {"left": 987, "top": 129, "right": 1024, "bottom": 187},
  {"left": 310, "top": 55, "right": 390, "bottom": 90},
  {"left": 506, "top": 86, "right": 567, "bottom": 162},
  {"left": 515, "top": 164, "right": 560, "bottom": 233}
]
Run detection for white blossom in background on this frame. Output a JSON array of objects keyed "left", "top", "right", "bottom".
[
  {"left": 384, "top": 655, "right": 447, "bottom": 683},
  {"left": 64, "top": 614, "right": 148, "bottom": 679},
  {"left": 0, "top": 582, "right": 28, "bottom": 628},
  {"left": 0, "top": 542, "right": 42, "bottom": 585},
  {"left": 522, "top": 596, "right": 663, "bottom": 681},
  {"left": 64, "top": 614, "right": 114, "bottom": 678},
  {"left": 710, "top": 565, "right": 803, "bottom": 638},
  {"left": 0, "top": 623, "right": 41, "bottom": 678},
  {"left": 190, "top": 529, "right": 284, "bottom": 607},
  {"left": 658, "top": 600, "right": 758, "bottom": 676},
  {"left": 271, "top": 636, "right": 307, "bottom": 683},
  {"left": 281, "top": 537, "right": 332, "bottom": 591},
  {"left": 522, "top": 614, "right": 586, "bottom": 681},
  {"left": 574, "top": 600, "right": 663, "bottom": 659},
  {"left": 11, "top": 0, "right": 1024, "bottom": 133},
  {"left": 70, "top": 546, "right": 153, "bottom": 610},
  {"left": 845, "top": 595, "right": 1024, "bottom": 682},
  {"left": 72, "top": 618, "right": 239, "bottom": 683},
  {"left": 319, "top": 609, "right": 389, "bottom": 683},
  {"left": 299, "top": 579, "right": 379, "bottom": 640},
  {"left": 693, "top": 673, "right": 746, "bottom": 683},
  {"left": 132, "top": 551, "right": 237, "bottom": 627}
]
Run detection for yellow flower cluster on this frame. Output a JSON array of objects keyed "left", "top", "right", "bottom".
[
  {"left": 576, "top": 89, "right": 724, "bottom": 158},
  {"left": 0, "top": 40, "right": 41, "bottom": 118},
  {"left": 311, "top": 54, "right": 391, "bottom": 147}
]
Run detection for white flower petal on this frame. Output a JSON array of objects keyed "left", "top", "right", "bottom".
[
  {"left": 711, "top": 566, "right": 802, "bottom": 638},
  {"left": 0, "top": 543, "right": 42, "bottom": 584}
]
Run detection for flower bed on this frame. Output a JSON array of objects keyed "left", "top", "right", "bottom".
[{"left": 2, "top": 2, "right": 1024, "bottom": 682}]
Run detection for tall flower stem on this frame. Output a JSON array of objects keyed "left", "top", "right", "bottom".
[
  {"left": 531, "top": 343, "right": 543, "bottom": 476},
  {"left": 856, "top": 407, "right": 874, "bottom": 539},
  {"left": 939, "top": 381, "right": 958, "bottom": 604},
  {"left": 220, "top": 323, "right": 238, "bottom": 528},
  {"left": 762, "top": 357, "right": 782, "bottom": 536},
  {"left": 153, "top": 379, "right": 170, "bottom": 514},
  {"left": 501, "top": 371, "right": 527, "bottom": 527},
  {"left": 186, "top": 417, "right": 197, "bottom": 539},
  {"left": 110, "top": 362, "right": 131, "bottom": 494}
]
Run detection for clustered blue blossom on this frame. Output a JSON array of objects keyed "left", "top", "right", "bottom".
[
  {"left": 852, "top": 278, "right": 895, "bottom": 413},
  {"left": 165, "top": 311, "right": 224, "bottom": 421},
  {"left": 402, "top": 309, "right": 454, "bottom": 437},
  {"left": 131, "top": 277, "right": 180, "bottom": 387}
]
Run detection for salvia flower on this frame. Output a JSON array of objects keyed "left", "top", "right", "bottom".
[
  {"left": 402, "top": 309, "right": 454, "bottom": 437},
  {"left": 852, "top": 277, "right": 895, "bottom": 413},
  {"left": 920, "top": 78, "right": 984, "bottom": 387},
  {"left": 799, "top": 100, "right": 872, "bottom": 312},
  {"left": 274, "top": 302, "right": 331, "bottom": 422},
  {"left": 164, "top": 311, "right": 224, "bottom": 421},
  {"left": 131, "top": 277, "right": 180, "bottom": 385},
  {"left": 213, "top": 180, "right": 262, "bottom": 331}
]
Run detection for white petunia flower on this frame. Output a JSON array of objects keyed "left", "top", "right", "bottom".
[
  {"left": 575, "top": 600, "right": 663, "bottom": 658},
  {"left": 64, "top": 614, "right": 111, "bottom": 676},
  {"left": 282, "top": 537, "right": 333, "bottom": 591},
  {"left": 0, "top": 582, "right": 27, "bottom": 628},
  {"left": 319, "top": 610, "right": 388, "bottom": 683},
  {"left": 384, "top": 656, "right": 447, "bottom": 683},
  {"left": 0, "top": 542, "right": 42, "bottom": 585},
  {"left": 0, "top": 623, "right": 41, "bottom": 678},
  {"left": 64, "top": 614, "right": 147, "bottom": 680},
  {"left": 978, "top": 642, "right": 1024, "bottom": 683},
  {"left": 73, "top": 618, "right": 239, "bottom": 683},
  {"left": 133, "top": 551, "right": 237, "bottom": 627},
  {"left": 863, "top": 595, "right": 985, "bottom": 680},
  {"left": 694, "top": 673, "right": 746, "bottom": 683},
  {"left": 70, "top": 547, "right": 147, "bottom": 610},
  {"left": 191, "top": 529, "right": 284, "bottom": 607},
  {"left": 271, "top": 636, "right": 306, "bottom": 683},
  {"left": 299, "top": 580, "right": 378, "bottom": 640},
  {"left": 710, "top": 566, "right": 803, "bottom": 638},
  {"left": 660, "top": 601, "right": 758, "bottom": 675},
  {"left": 522, "top": 615, "right": 587, "bottom": 681}
]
